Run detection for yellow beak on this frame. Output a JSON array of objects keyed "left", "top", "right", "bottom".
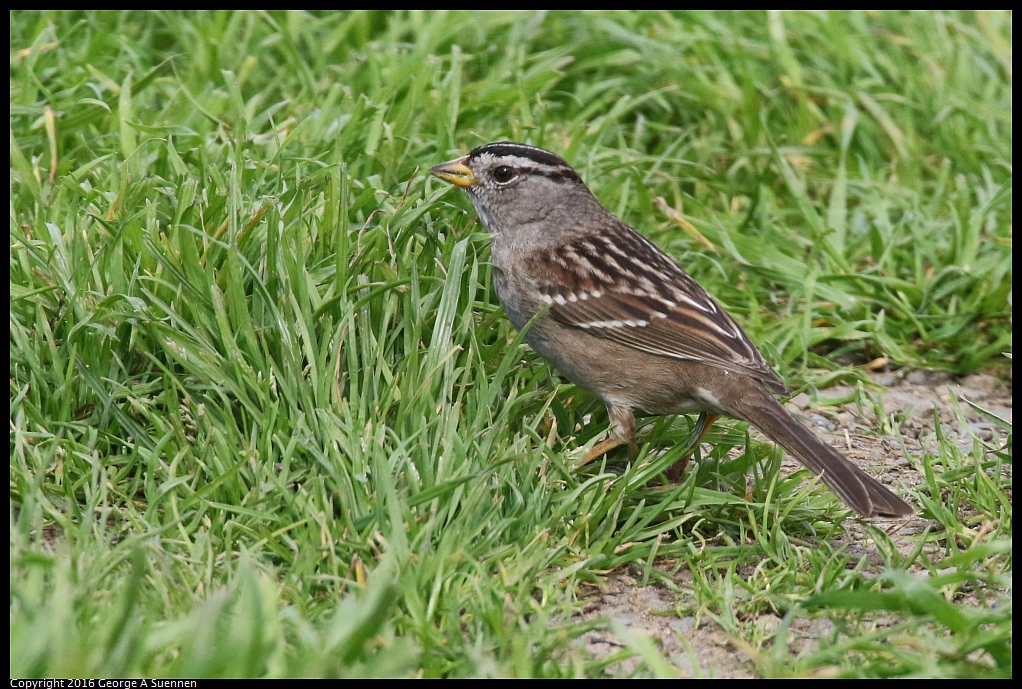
[{"left": 430, "top": 155, "right": 477, "bottom": 187}]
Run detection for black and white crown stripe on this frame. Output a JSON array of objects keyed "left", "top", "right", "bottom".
[
  {"left": 468, "top": 142, "right": 583, "bottom": 184},
  {"left": 469, "top": 142, "right": 571, "bottom": 168}
]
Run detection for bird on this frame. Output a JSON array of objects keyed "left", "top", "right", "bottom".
[{"left": 430, "top": 141, "right": 913, "bottom": 519}]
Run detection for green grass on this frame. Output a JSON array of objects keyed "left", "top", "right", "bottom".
[{"left": 10, "top": 10, "right": 1011, "bottom": 678}]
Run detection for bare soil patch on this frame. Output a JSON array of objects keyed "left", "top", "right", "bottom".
[{"left": 578, "top": 369, "right": 1012, "bottom": 676}]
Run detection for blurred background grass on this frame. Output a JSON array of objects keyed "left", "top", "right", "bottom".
[{"left": 10, "top": 11, "right": 1011, "bottom": 677}]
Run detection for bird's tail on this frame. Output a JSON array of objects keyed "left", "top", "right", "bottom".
[{"left": 726, "top": 389, "right": 913, "bottom": 518}]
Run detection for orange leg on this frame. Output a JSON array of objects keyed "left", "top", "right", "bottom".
[
  {"left": 577, "top": 404, "right": 637, "bottom": 469},
  {"left": 665, "top": 412, "right": 719, "bottom": 483}
]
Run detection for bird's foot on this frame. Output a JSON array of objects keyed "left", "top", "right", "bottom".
[{"left": 664, "top": 412, "right": 719, "bottom": 482}]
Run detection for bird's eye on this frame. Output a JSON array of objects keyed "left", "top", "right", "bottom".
[{"left": 492, "top": 165, "right": 516, "bottom": 183}]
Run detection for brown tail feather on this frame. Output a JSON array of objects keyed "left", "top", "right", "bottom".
[{"left": 727, "top": 389, "right": 913, "bottom": 518}]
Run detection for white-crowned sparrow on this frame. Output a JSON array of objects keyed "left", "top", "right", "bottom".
[{"left": 430, "top": 142, "right": 913, "bottom": 519}]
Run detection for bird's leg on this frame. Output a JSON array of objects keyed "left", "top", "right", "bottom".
[
  {"left": 664, "top": 412, "right": 718, "bottom": 482},
  {"left": 577, "top": 404, "right": 637, "bottom": 468}
]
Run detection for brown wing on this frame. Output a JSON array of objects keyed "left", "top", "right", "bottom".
[{"left": 528, "top": 225, "right": 789, "bottom": 396}]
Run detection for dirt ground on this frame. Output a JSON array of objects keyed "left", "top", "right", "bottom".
[{"left": 576, "top": 369, "right": 1012, "bottom": 677}]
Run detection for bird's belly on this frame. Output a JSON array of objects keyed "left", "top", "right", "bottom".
[{"left": 525, "top": 325, "right": 715, "bottom": 416}]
